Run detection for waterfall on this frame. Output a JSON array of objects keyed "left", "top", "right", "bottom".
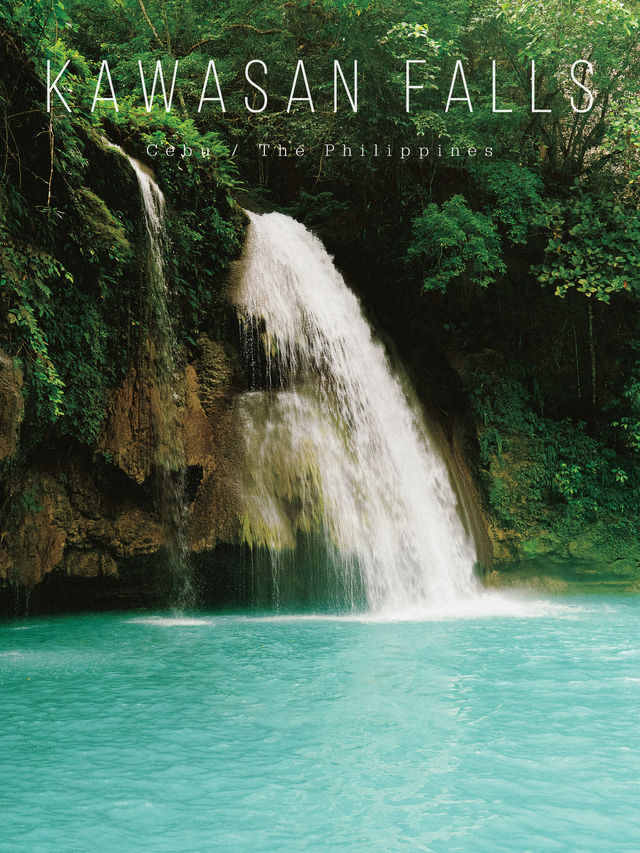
[
  {"left": 232, "top": 212, "right": 480, "bottom": 614},
  {"left": 109, "top": 144, "right": 193, "bottom": 607}
]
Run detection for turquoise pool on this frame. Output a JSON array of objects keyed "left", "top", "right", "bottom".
[{"left": 1, "top": 594, "right": 639, "bottom": 851}]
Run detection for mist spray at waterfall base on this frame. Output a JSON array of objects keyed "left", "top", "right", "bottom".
[{"left": 233, "top": 212, "right": 481, "bottom": 616}]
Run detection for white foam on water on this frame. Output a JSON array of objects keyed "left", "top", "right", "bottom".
[
  {"left": 237, "top": 592, "right": 587, "bottom": 624},
  {"left": 126, "top": 617, "right": 214, "bottom": 627}
]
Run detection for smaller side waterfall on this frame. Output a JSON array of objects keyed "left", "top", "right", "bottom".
[
  {"left": 109, "top": 144, "right": 193, "bottom": 607},
  {"left": 233, "top": 212, "right": 480, "bottom": 615}
]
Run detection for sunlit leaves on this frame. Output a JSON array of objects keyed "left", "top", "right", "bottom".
[{"left": 536, "top": 193, "right": 640, "bottom": 302}]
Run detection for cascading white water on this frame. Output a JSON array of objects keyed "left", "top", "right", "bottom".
[
  {"left": 107, "top": 142, "right": 193, "bottom": 607},
  {"left": 233, "top": 211, "right": 480, "bottom": 614}
]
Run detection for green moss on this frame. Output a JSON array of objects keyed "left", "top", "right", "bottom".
[
  {"left": 468, "top": 368, "right": 640, "bottom": 579},
  {"left": 70, "top": 187, "right": 131, "bottom": 261}
]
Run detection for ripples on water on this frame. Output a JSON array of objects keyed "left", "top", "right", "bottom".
[{"left": 1, "top": 594, "right": 640, "bottom": 852}]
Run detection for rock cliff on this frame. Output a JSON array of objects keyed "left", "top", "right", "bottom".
[{"left": 0, "top": 335, "right": 245, "bottom": 614}]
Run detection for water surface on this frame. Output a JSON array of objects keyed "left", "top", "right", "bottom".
[{"left": 1, "top": 594, "right": 639, "bottom": 852}]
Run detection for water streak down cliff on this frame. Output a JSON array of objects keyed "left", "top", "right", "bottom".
[
  {"left": 232, "top": 212, "right": 479, "bottom": 614},
  {"left": 112, "top": 147, "right": 193, "bottom": 607}
]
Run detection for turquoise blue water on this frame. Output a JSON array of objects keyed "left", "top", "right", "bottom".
[{"left": 1, "top": 594, "right": 640, "bottom": 852}]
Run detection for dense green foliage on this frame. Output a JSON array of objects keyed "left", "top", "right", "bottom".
[
  {"left": 466, "top": 365, "right": 640, "bottom": 544},
  {"left": 3, "top": 0, "right": 640, "bottom": 557},
  {"left": 408, "top": 196, "right": 505, "bottom": 292},
  {"left": 0, "top": 0, "right": 241, "bottom": 451}
]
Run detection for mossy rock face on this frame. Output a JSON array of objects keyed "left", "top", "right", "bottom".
[
  {"left": 486, "top": 568, "right": 571, "bottom": 594},
  {"left": 193, "top": 335, "right": 242, "bottom": 411},
  {"left": 483, "top": 481, "right": 640, "bottom": 591},
  {"left": 490, "top": 527, "right": 640, "bottom": 585},
  {"left": 488, "top": 534, "right": 640, "bottom": 592},
  {"left": 488, "top": 552, "right": 640, "bottom": 592},
  {"left": 521, "top": 533, "right": 565, "bottom": 560},
  {"left": 469, "top": 403, "right": 640, "bottom": 590},
  {"left": 70, "top": 186, "right": 131, "bottom": 260}
]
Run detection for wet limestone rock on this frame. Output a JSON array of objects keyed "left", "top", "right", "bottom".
[
  {"left": 97, "top": 365, "right": 154, "bottom": 484},
  {"left": 0, "top": 351, "right": 23, "bottom": 460},
  {"left": 3, "top": 473, "right": 69, "bottom": 588},
  {"left": 60, "top": 549, "right": 118, "bottom": 579},
  {"left": 0, "top": 467, "right": 163, "bottom": 590},
  {"left": 0, "top": 334, "right": 244, "bottom": 601},
  {"left": 186, "top": 336, "right": 243, "bottom": 550},
  {"left": 193, "top": 336, "right": 238, "bottom": 412},
  {"left": 183, "top": 363, "right": 216, "bottom": 466}
]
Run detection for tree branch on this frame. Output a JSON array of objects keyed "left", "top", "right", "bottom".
[
  {"left": 186, "top": 25, "right": 283, "bottom": 56},
  {"left": 138, "top": 0, "right": 164, "bottom": 48}
]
